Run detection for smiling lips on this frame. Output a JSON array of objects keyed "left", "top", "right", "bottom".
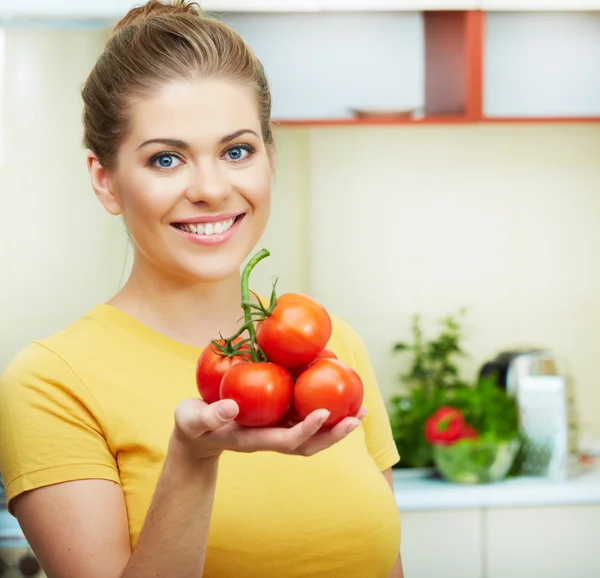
[
  {"left": 174, "top": 217, "right": 235, "bottom": 236},
  {"left": 171, "top": 213, "right": 244, "bottom": 245}
]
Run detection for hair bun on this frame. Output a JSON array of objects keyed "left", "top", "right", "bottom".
[{"left": 112, "top": 0, "right": 204, "bottom": 34}]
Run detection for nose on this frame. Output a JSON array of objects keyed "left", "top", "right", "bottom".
[{"left": 185, "top": 160, "right": 231, "bottom": 205}]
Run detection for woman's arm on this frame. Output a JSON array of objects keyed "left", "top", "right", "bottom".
[
  {"left": 14, "top": 399, "right": 362, "bottom": 578},
  {"left": 383, "top": 467, "right": 404, "bottom": 578},
  {"left": 15, "top": 450, "right": 220, "bottom": 578}
]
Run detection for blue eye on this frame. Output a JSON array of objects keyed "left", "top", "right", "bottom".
[
  {"left": 226, "top": 145, "right": 253, "bottom": 162},
  {"left": 152, "top": 153, "right": 182, "bottom": 169}
]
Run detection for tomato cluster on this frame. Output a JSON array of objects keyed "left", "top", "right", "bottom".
[{"left": 195, "top": 249, "right": 364, "bottom": 430}]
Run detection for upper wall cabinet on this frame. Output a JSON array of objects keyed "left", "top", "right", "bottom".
[
  {"left": 481, "top": 0, "right": 600, "bottom": 9},
  {"left": 484, "top": 12, "right": 600, "bottom": 118},
  {"left": 218, "top": 10, "right": 481, "bottom": 124},
  {"left": 202, "top": 1, "right": 480, "bottom": 11},
  {"left": 0, "top": 1, "right": 480, "bottom": 18}
]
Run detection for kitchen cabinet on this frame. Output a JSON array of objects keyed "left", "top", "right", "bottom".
[
  {"left": 217, "top": 8, "right": 600, "bottom": 125},
  {"left": 400, "top": 510, "right": 483, "bottom": 578},
  {"left": 483, "top": 12, "right": 600, "bottom": 119},
  {"left": 314, "top": 1, "right": 480, "bottom": 9},
  {"left": 394, "top": 470, "right": 600, "bottom": 578},
  {"left": 3, "top": 2, "right": 600, "bottom": 125},
  {"left": 481, "top": 0, "right": 600, "bottom": 9},
  {"left": 0, "top": 0, "right": 481, "bottom": 18},
  {"left": 399, "top": 505, "right": 600, "bottom": 578},
  {"left": 204, "top": 1, "right": 480, "bottom": 9},
  {"left": 200, "top": 0, "right": 321, "bottom": 11},
  {"left": 220, "top": 10, "right": 481, "bottom": 124},
  {"left": 485, "top": 505, "right": 600, "bottom": 578}
]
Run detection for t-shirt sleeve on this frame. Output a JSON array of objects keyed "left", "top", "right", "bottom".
[
  {"left": 0, "top": 341, "right": 120, "bottom": 513},
  {"left": 340, "top": 321, "right": 400, "bottom": 472}
]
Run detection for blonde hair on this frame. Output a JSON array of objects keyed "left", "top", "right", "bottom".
[{"left": 81, "top": 0, "right": 273, "bottom": 170}]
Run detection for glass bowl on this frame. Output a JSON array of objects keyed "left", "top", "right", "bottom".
[{"left": 433, "top": 438, "right": 521, "bottom": 484}]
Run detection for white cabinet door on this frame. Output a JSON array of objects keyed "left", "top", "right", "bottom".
[
  {"left": 0, "top": 0, "right": 322, "bottom": 18},
  {"left": 0, "top": 0, "right": 132, "bottom": 18},
  {"left": 318, "top": 0, "right": 479, "bottom": 9},
  {"left": 202, "top": 0, "right": 320, "bottom": 11},
  {"left": 486, "top": 506, "right": 600, "bottom": 578},
  {"left": 484, "top": 12, "right": 600, "bottom": 117},
  {"left": 224, "top": 12, "right": 424, "bottom": 120},
  {"left": 0, "top": 0, "right": 481, "bottom": 19},
  {"left": 400, "top": 510, "right": 483, "bottom": 578},
  {"left": 205, "top": 1, "right": 481, "bottom": 10},
  {"left": 482, "top": 0, "right": 600, "bottom": 9}
]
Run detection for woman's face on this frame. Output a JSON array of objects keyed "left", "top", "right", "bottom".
[{"left": 92, "top": 78, "right": 273, "bottom": 284}]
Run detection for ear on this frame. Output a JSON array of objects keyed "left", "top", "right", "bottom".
[{"left": 87, "top": 151, "right": 122, "bottom": 216}]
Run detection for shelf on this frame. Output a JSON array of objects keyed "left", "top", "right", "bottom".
[
  {"left": 260, "top": 9, "right": 600, "bottom": 126},
  {"left": 8, "top": 6, "right": 597, "bottom": 126},
  {"left": 220, "top": 10, "right": 481, "bottom": 122},
  {"left": 273, "top": 116, "right": 600, "bottom": 127},
  {"left": 393, "top": 468, "right": 600, "bottom": 512},
  {"left": 273, "top": 115, "right": 472, "bottom": 126},
  {"left": 481, "top": 117, "right": 600, "bottom": 123}
]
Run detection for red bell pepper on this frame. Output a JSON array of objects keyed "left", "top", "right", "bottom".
[{"left": 425, "top": 406, "right": 466, "bottom": 445}]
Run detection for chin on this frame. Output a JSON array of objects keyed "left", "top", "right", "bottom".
[{"left": 174, "top": 247, "right": 252, "bottom": 285}]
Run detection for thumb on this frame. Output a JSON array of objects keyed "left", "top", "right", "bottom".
[{"left": 174, "top": 398, "right": 239, "bottom": 438}]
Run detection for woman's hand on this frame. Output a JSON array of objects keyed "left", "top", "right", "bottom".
[{"left": 171, "top": 397, "right": 366, "bottom": 461}]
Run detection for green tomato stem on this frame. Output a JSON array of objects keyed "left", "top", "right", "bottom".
[{"left": 241, "top": 248, "right": 271, "bottom": 362}]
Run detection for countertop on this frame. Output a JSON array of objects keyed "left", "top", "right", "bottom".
[
  {"left": 392, "top": 466, "right": 600, "bottom": 511},
  {"left": 2, "top": 468, "right": 600, "bottom": 543}
]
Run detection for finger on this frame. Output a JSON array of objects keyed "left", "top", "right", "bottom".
[
  {"left": 356, "top": 406, "right": 368, "bottom": 420},
  {"left": 216, "top": 409, "right": 331, "bottom": 454},
  {"left": 295, "top": 416, "right": 362, "bottom": 456},
  {"left": 174, "top": 398, "right": 239, "bottom": 439},
  {"left": 295, "top": 409, "right": 332, "bottom": 438}
]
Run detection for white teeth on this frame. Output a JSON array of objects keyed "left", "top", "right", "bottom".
[{"left": 177, "top": 217, "right": 238, "bottom": 236}]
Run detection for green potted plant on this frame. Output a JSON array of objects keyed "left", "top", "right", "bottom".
[
  {"left": 425, "top": 379, "right": 521, "bottom": 483},
  {"left": 388, "top": 309, "right": 469, "bottom": 469}
]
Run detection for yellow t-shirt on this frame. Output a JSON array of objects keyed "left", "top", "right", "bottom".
[{"left": 0, "top": 303, "right": 401, "bottom": 577}]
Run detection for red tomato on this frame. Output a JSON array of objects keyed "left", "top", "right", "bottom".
[
  {"left": 256, "top": 293, "right": 332, "bottom": 368},
  {"left": 293, "top": 358, "right": 364, "bottom": 430},
  {"left": 196, "top": 338, "right": 250, "bottom": 404},
  {"left": 288, "top": 347, "right": 338, "bottom": 380},
  {"left": 220, "top": 362, "right": 294, "bottom": 427}
]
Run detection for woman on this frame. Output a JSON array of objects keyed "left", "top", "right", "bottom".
[{"left": 0, "top": 2, "right": 403, "bottom": 577}]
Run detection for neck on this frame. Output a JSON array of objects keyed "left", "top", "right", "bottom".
[{"left": 107, "top": 259, "right": 249, "bottom": 348}]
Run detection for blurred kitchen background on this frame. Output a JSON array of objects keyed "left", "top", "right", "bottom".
[{"left": 1, "top": 1, "right": 600, "bottom": 577}]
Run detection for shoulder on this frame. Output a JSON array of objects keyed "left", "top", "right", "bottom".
[
  {"left": 0, "top": 310, "right": 105, "bottom": 407},
  {"left": 328, "top": 313, "right": 371, "bottom": 367}
]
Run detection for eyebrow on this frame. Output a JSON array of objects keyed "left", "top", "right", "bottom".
[{"left": 136, "top": 129, "right": 260, "bottom": 151}]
